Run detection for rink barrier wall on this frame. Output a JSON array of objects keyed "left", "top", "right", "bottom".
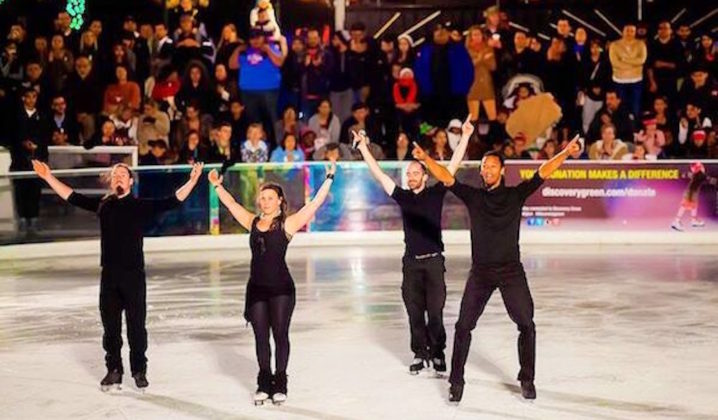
[{"left": 1, "top": 230, "right": 717, "bottom": 261}]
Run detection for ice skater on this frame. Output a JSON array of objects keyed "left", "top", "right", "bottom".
[
  {"left": 413, "top": 136, "right": 581, "bottom": 402},
  {"left": 354, "top": 118, "right": 474, "bottom": 375},
  {"left": 207, "top": 159, "right": 336, "bottom": 405},
  {"left": 671, "top": 161, "right": 717, "bottom": 231},
  {"left": 31, "top": 160, "right": 204, "bottom": 392}
]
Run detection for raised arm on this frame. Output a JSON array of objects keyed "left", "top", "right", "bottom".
[
  {"left": 208, "top": 169, "right": 255, "bottom": 230},
  {"left": 446, "top": 115, "right": 474, "bottom": 176},
  {"left": 355, "top": 130, "right": 396, "bottom": 195},
  {"left": 32, "top": 160, "right": 73, "bottom": 200},
  {"left": 284, "top": 161, "right": 336, "bottom": 235},
  {"left": 175, "top": 162, "right": 204, "bottom": 201},
  {"left": 412, "top": 143, "right": 456, "bottom": 186},
  {"left": 538, "top": 135, "right": 581, "bottom": 179}
]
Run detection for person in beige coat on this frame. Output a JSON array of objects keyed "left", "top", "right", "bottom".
[
  {"left": 137, "top": 99, "right": 171, "bottom": 155},
  {"left": 589, "top": 123, "right": 629, "bottom": 160},
  {"left": 609, "top": 24, "right": 647, "bottom": 119},
  {"left": 465, "top": 25, "right": 497, "bottom": 121}
]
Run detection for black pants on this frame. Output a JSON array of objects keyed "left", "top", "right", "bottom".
[
  {"left": 402, "top": 255, "right": 447, "bottom": 360},
  {"left": 248, "top": 294, "right": 296, "bottom": 374},
  {"left": 13, "top": 178, "right": 41, "bottom": 219},
  {"left": 449, "top": 263, "right": 535, "bottom": 386},
  {"left": 100, "top": 267, "right": 147, "bottom": 375}
]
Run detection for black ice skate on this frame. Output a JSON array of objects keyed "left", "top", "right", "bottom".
[
  {"left": 133, "top": 372, "right": 149, "bottom": 392},
  {"left": 100, "top": 369, "right": 122, "bottom": 392},
  {"left": 409, "top": 358, "right": 428, "bottom": 375},
  {"left": 448, "top": 383, "right": 464, "bottom": 404},
  {"left": 520, "top": 380, "right": 536, "bottom": 400}
]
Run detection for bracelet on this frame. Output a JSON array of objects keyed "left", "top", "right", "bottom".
[
  {"left": 213, "top": 184, "right": 222, "bottom": 190},
  {"left": 326, "top": 174, "right": 335, "bottom": 181}
]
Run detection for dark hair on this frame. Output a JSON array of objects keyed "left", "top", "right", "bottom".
[
  {"left": 259, "top": 183, "right": 287, "bottom": 230},
  {"left": 409, "top": 159, "right": 427, "bottom": 174},
  {"left": 350, "top": 22, "right": 366, "bottom": 32},
  {"left": 326, "top": 142, "right": 340, "bottom": 152},
  {"left": 281, "top": 132, "right": 297, "bottom": 149},
  {"left": 482, "top": 150, "right": 505, "bottom": 167},
  {"left": 605, "top": 88, "right": 620, "bottom": 98}
]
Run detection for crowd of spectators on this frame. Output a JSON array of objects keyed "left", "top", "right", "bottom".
[{"left": 2, "top": 0, "right": 717, "bottom": 173}]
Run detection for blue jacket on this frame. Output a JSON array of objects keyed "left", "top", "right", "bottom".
[{"left": 414, "top": 42, "right": 473, "bottom": 96}]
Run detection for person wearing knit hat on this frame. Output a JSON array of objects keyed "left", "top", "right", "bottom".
[
  {"left": 634, "top": 113, "right": 665, "bottom": 158},
  {"left": 396, "top": 33, "right": 416, "bottom": 68},
  {"left": 446, "top": 119, "right": 463, "bottom": 152}
]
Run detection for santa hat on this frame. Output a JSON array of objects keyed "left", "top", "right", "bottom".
[
  {"left": 690, "top": 161, "right": 705, "bottom": 174},
  {"left": 398, "top": 67, "right": 414, "bottom": 80},
  {"left": 397, "top": 33, "right": 414, "bottom": 47},
  {"left": 692, "top": 129, "right": 706, "bottom": 142}
]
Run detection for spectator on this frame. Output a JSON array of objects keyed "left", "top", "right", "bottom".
[
  {"left": 308, "top": 98, "right": 341, "bottom": 147},
  {"left": 538, "top": 139, "right": 558, "bottom": 160},
  {"left": 6, "top": 22, "right": 30, "bottom": 62},
  {"left": 574, "top": 28, "right": 588, "bottom": 61},
  {"left": 109, "top": 106, "right": 139, "bottom": 145},
  {"left": 676, "top": 24, "right": 694, "bottom": 65},
  {"left": 86, "top": 118, "right": 120, "bottom": 148},
  {"left": 414, "top": 23, "right": 473, "bottom": 127},
  {"left": 555, "top": 18, "right": 576, "bottom": 53},
  {"left": 213, "top": 63, "right": 238, "bottom": 115},
  {"left": 370, "top": 34, "right": 399, "bottom": 146},
  {"left": 173, "top": 13, "right": 214, "bottom": 72},
  {"left": 503, "top": 82, "right": 535, "bottom": 112},
  {"left": 22, "top": 60, "right": 51, "bottom": 109},
  {"left": 103, "top": 64, "right": 141, "bottom": 113},
  {"left": 177, "top": 129, "right": 209, "bottom": 164},
  {"left": 66, "top": 56, "right": 102, "bottom": 143},
  {"left": 504, "top": 30, "right": 541, "bottom": 79},
  {"left": 137, "top": 99, "right": 171, "bottom": 155},
  {"left": 151, "top": 23, "right": 174, "bottom": 77},
  {"left": 678, "top": 100, "right": 713, "bottom": 151},
  {"left": 623, "top": 142, "right": 648, "bottom": 160},
  {"left": 228, "top": 98, "right": 248, "bottom": 148},
  {"left": 347, "top": 22, "right": 372, "bottom": 104},
  {"left": 78, "top": 30, "right": 101, "bottom": 63},
  {"left": 140, "top": 139, "right": 172, "bottom": 165},
  {"left": 274, "top": 105, "right": 301, "bottom": 143},
  {"left": 270, "top": 133, "right": 305, "bottom": 162},
  {"left": 150, "top": 65, "right": 181, "bottom": 115},
  {"left": 695, "top": 34, "right": 716, "bottom": 73},
  {"left": 647, "top": 21, "right": 683, "bottom": 102},
  {"left": 11, "top": 88, "right": 50, "bottom": 233},
  {"left": 108, "top": 42, "right": 136, "bottom": 81},
  {"left": 634, "top": 114, "right": 666, "bottom": 158},
  {"left": 511, "top": 133, "right": 533, "bottom": 159},
  {"left": 543, "top": 36, "right": 578, "bottom": 133},
  {"left": 46, "top": 34, "right": 74, "bottom": 94},
  {"left": 579, "top": 39, "right": 611, "bottom": 134},
  {"left": 230, "top": 28, "right": 284, "bottom": 145},
  {"left": 280, "top": 35, "right": 305, "bottom": 118},
  {"left": 330, "top": 31, "right": 354, "bottom": 121},
  {"left": 302, "top": 27, "right": 332, "bottom": 120},
  {"left": 215, "top": 24, "right": 242, "bottom": 73},
  {"left": 250, "top": 0, "right": 281, "bottom": 41},
  {"left": 393, "top": 67, "right": 420, "bottom": 139},
  {"left": 678, "top": 65, "right": 715, "bottom": 117},
  {"left": 49, "top": 94, "right": 79, "bottom": 145},
  {"left": 685, "top": 129, "right": 709, "bottom": 159},
  {"left": 207, "top": 120, "right": 235, "bottom": 163},
  {"left": 241, "top": 123, "right": 269, "bottom": 163},
  {"left": 299, "top": 127, "right": 317, "bottom": 159},
  {"left": 589, "top": 123, "right": 629, "bottom": 160},
  {"left": 392, "top": 132, "right": 411, "bottom": 161},
  {"left": 313, "top": 140, "right": 353, "bottom": 161},
  {"left": 587, "top": 89, "right": 635, "bottom": 145},
  {"left": 487, "top": 107, "right": 511, "bottom": 147},
  {"left": 501, "top": 141, "right": 516, "bottom": 159},
  {"left": 1, "top": 41, "right": 23, "bottom": 85},
  {"left": 465, "top": 25, "right": 497, "bottom": 122},
  {"left": 174, "top": 102, "right": 212, "bottom": 150},
  {"left": 31, "top": 36, "right": 49, "bottom": 68},
  {"left": 134, "top": 22, "right": 153, "bottom": 85},
  {"left": 88, "top": 20, "right": 106, "bottom": 54},
  {"left": 652, "top": 95, "right": 676, "bottom": 147},
  {"left": 429, "top": 128, "right": 452, "bottom": 161},
  {"left": 56, "top": 11, "right": 78, "bottom": 51},
  {"left": 396, "top": 34, "right": 415, "bottom": 68},
  {"left": 175, "top": 61, "right": 213, "bottom": 114},
  {"left": 446, "top": 119, "right": 463, "bottom": 152},
  {"left": 340, "top": 101, "right": 380, "bottom": 147},
  {"left": 609, "top": 23, "right": 647, "bottom": 119}
]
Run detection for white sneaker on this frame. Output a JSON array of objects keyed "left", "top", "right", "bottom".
[{"left": 691, "top": 219, "right": 705, "bottom": 228}]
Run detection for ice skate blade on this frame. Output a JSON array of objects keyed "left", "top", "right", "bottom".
[
  {"left": 100, "top": 384, "right": 121, "bottom": 393},
  {"left": 272, "top": 393, "right": 287, "bottom": 405}
]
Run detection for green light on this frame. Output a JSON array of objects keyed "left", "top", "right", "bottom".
[{"left": 66, "top": 0, "right": 86, "bottom": 30}]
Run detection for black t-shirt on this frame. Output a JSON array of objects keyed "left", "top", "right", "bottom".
[
  {"left": 68, "top": 193, "right": 181, "bottom": 269},
  {"left": 449, "top": 172, "right": 544, "bottom": 265},
  {"left": 391, "top": 183, "right": 447, "bottom": 256}
]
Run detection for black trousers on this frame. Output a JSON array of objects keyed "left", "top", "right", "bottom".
[
  {"left": 402, "top": 255, "right": 447, "bottom": 360},
  {"left": 13, "top": 178, "right": 41, "bottom": 219},
  {"left": 248, "top": 294, "right": 296, "bottom": 374},
  {"left": 100, "top": 267, "right": 147, "bottom": 375},
  {"left": 449, "top": 263, "right": 535, "bottom": 386}
]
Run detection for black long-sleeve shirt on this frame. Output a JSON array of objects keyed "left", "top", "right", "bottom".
[
  {"left": 449, "top": 172, "right": 543, "bottom": 266},
  {"left": 67, "top": 192, "right": 181, "bottom": 269}
]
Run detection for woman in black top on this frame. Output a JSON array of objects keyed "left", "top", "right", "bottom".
[{"left": 208, "top": 160, "right": 336, "bottom": 405}]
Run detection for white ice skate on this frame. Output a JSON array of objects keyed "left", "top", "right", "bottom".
[
  {"left": 272, "top": 392, "right": 287, "bottom": 405},
  {"left": 691, "top": 219, "right": 705, "bottom": 228},
  {"left": 670, "top": 220, "right": 684, "bottom": 231},
  {"left": 253, "top": 391, "right": 270, "bottom": 406}
]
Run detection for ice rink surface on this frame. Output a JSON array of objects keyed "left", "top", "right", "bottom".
[{"left": 1, "top": 243, "right": 717, "bottom": 420}]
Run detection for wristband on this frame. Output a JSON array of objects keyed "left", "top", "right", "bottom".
[{"left": 326, "top": 173, "right": 335, "bottom": 181}]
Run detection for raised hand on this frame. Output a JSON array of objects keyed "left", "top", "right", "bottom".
[
  {"left": 461, "top": 115, "right": 475, "bottom": 137},
  {"left": 411, "top": 141, "right": 428, "bottom": 161},
  {"left": 189, "top": 162, "right": 204, "bottom": 184},
  {"left": 564, "top": 135, "right": 581, "bottom": 155},
  {"left": 326, "top": 159, "right": 337, "bottom": 177},
  {"left": 351, "top": 129, "right": 367, "bottom": 149},
  {"left": 208, "top": 169, "right": 224, "bottom": 187},
  {"left": 32, "top": 160, "right": 51, "bottom": 180}
]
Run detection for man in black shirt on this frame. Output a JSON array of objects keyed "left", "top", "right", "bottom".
[
  {"left": 31, "top": 160, "right": 204, "bottom": 391},
  {"left": 355, "top": 117, "right": 473, "bottom": 375},
  {"left": 414, "top": 136, "right": 581, "bottom": 402}
]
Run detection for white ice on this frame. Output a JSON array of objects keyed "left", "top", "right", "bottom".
[{"left": 1, "top": 244, "right": 717, "bottom": 420}]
